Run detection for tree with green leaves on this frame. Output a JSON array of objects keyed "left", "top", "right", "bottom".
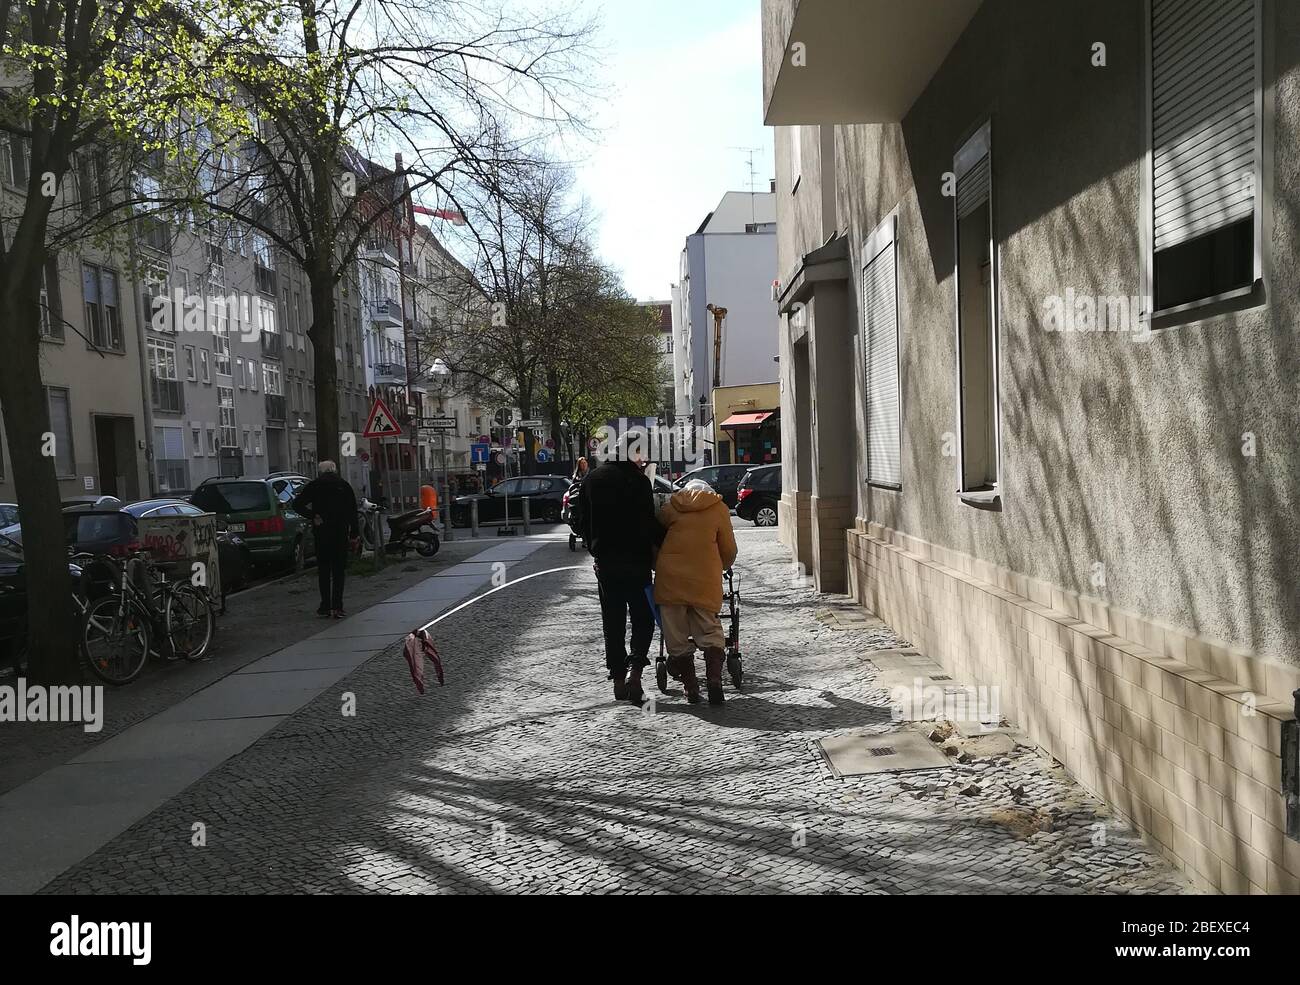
[{"left": 0, "top": 0, "right": 259, "bottom": 683}]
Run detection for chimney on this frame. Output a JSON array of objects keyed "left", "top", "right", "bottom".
[{"left": 769, "top": 177, "right": 775, "bottom": 193}]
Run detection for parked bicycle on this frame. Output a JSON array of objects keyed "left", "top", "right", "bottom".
[{"left": 76, "top": 551, "right": 216, "bottom": 685}]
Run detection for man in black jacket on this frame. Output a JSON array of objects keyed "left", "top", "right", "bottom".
[
  {"left": 581, "top": 447, "right": 663, "bottom": 702},
  {"left": 292, "top": 461, "right": 360, "bottom": 618}
]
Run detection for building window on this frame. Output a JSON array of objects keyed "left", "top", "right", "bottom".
[
  {"left": 199, "top": 348, "right": 211, "bottom": 384},
  {"left": 206, "top": 426, "right": 219, "bottom": 456},
  {"left": 235, "top": 356, "right": 246, "bottom": 389},
  {"left": 248, "top": 358, "right": 258, "bottom": 392},
  {"left": 217, "top": 386, "right": 237, "bottom": 447},
  {"left": 862, "top": 214, "right": 902, "bottom": 489},
  {"left": 183, "top": 345, "right": 196, "bottom": 381},
  {"left": 46, "top": 387, "right": 75, "bottom": 476},
  {"left": 153, "top": 425, "right": 188, "bottom": 492},
  {"left": 39, "top": 257, "right": 63, "bottom": 340},
  {"left": 263, "top": 362, "right": 283, "bottom": 396},
  {"left": 953, "top": 122, "right": 998, "bottom": 495},
  {"left": 82, "top": 263, "right": 122, "bottom": 351},
  {"left": 148, "top": 338, "right": 183, "bottom": 413},
  {"left": 2, "top": 130, "right": 29, "bottom": 188},
  {"left": 1146, "top": 0, "right": 1261, "bottom": 315},
  {"left": 213, "top": 311, "right": 231, "bottom": 376}
]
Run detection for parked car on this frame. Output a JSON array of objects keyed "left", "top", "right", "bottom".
[
  {"left": 0, "top": 529, "right": 83, "bottom": 674},
  {"left": 61, "top": 495, "right": 124, "bottom": 512},
  {"left": 190, "top": 477, "right": 316, "bottom": 571},
  {"left": 735, "top": 464, "right": 781, "bottom": 527},
  {"left": 451, "top": 475, "right": 571, "bottom": 526},
  {"left": 673, "top": 464, "right": 751, "bottom": 509},
  {"left": 0, "top": 504, "right": 17, "bottom": 527},
  {"left": 266, "top": 474, "right": 310, "bottom": 503},
  {"left": 124, "top": 499, "right": 251, "bottom": 593}
]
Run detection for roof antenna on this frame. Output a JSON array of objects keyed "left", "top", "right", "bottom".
[{"left": 728, "top": 145, "right": 764, "bottom": 224}]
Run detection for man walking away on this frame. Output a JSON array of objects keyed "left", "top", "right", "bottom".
[
  {"left": 581, "top": 447, "right": 663, "bottom": 702},
  {"left": 292, "top": 460, "right": 359, "bottom": 619}
]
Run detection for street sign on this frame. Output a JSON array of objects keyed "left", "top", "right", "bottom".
[
  {"left": 493, "top": 452, "right": 505, "bottom": 465},
  {"left": 545, "top": 438, "right": 555, "bottom": 449},
  {"left": 588, "top": 438, "right": 600, "bottom": 451},
  {"left": 536, "top": 449, "right": 551, "bottom": 463},
  {"left": 519, "top": 419, "right": 543, "bottom": 428},
  {"left": 418, "top": 416, "right": 457, "bottom": 430},
  {"left": 493, "top": 408, "right": 514, "bottom": 429},
  {"left": 470, "top": 443, "right": 490, "bottom": 464},
  {"left": 477, "top": 434, "right": 490, "bottom": 444},
  {"left": 362, "top": 396, "right": 402, "bottom": 438}
]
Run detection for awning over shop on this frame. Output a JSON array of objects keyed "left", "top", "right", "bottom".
[{"left": 720, "top": 412, "right": 775, "bottom": 429}]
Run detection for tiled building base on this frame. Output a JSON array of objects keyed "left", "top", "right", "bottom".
[
  {"left": 810, "top": 494, "right": 853, "bottom": 594},
  {"left": 780, "top": 491, "right": 813, "bottom": 568},
  {"left": 847, "top": 520, "right": 1300, "bottom": 894}
]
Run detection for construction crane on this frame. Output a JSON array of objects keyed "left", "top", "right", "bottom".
[{"left": 706, "top": 303, "right": 727, "bottom": 390}]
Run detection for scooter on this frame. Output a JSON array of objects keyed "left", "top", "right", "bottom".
[{"left": 384, "top": 506, "right": 441, "bottom": 558}]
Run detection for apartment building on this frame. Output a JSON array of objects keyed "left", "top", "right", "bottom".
[
  {"left": 0, "top": 140, "right": 150, "bottom": 504},
  {"left": 673, "top": 190, "right": 779, "bottom": 463},
  {"left": 763, "top": 0, "right": 1300, "bottom": 892}
]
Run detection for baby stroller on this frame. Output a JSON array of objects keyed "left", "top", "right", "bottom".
[{"left": 654, "top": 567, "right": 743, "bottom": 693}]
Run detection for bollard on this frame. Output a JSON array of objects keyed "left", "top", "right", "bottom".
[
  {"left": 470, "top": 498, "right": 479, "bottom": 538},
  {"left": 442, "top": 501, "right": 454, "bottom": 542},
  {"left": 522, "top": 496, "right": 531, "bottom": 535},
  {"left": 372, "top": 510, "right": 384, "bottom": 566}
]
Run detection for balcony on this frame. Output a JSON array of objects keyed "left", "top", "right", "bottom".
[
  {"left": 255, "top": 263, "right": 277, "bottom": 296},
  {"left": 762, "top": 0, "right": 981, "bottom": 124},
  {"left": 260, "top": 329, "right": 283, "bottom": 360},
  {"left": 373, "top": 361, "right": 408, "bottom": 385},
  {"left": 150, "top": 376, "right": 184, "bottom": 414},
  {"left": 360, "top": 239, "right": 400, "bottom": 268},
  {"left": 371, "top": 297, "right": 402, "bottom": 327},
  {"left": 265, "top": 393, "right": 286, "bottom": 422}
]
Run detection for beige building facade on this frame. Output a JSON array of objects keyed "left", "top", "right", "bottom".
[{"left": 764, "top": 0, "right": 1300, "bottom": 892}]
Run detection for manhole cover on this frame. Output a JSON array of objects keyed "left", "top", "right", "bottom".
[{"left": 818, "top": 730, "right": 952, "bottom": 778}]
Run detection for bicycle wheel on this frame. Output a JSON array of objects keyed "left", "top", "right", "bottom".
[
  {"left": 166, "top": 584, "right": 215, "bottom": 661},
  {"left": 81, "top": 595, "right": 151, "bottom": 685}
]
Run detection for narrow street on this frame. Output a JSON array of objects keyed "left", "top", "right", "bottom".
[{"left": 27, "top": 523, "right": 1189, "bottom": 895}]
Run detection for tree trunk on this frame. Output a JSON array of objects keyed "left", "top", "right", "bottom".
[
  {"left": 0, "top": 264, "right": 80, "bottom": 684},
  {"left": 308, "top": 275, "right": 340, "bottom": 465}
]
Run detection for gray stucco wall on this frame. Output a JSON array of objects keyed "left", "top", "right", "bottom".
[{"left": 815, "top": 0, "right": 1299, "bottom": 664}]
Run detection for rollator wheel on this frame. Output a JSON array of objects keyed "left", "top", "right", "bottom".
[
  {"left": 727, "top": 652, "right": 743, "bottom": 688},
  {"left": 655, "top": 660, "right": 669, "bottom": 694},
  {"left": 569, "top": 533, "right": 577, "bottom": 551}
]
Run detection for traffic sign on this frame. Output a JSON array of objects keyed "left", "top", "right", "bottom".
[
  {"left": 536, "top": 449, "right": 551, "bottom": 463},
  {"left": 519, "top": 419, "right": 543, "bottom": 428},
  {"left": 588, "top": 437, "right": 599, "bottom": 451},
  {"left": 362, "top": 397, "right": 402, "bottom": 438},
  {"left": 470, "top": 443, "right": 490, "bottom": 464},
  {"left": 418, "top": 416, "right": 457, "bottom": 430}
]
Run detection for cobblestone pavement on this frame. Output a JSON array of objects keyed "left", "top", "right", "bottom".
[{"left": 43, "top": 528, "right": 1192, "bottom": 894}]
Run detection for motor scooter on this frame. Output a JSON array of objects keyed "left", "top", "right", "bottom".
[{"left": 383, "top": 506, "right": 441, "bottom": 557}]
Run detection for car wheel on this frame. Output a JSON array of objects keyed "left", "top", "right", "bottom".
[
  {"left": 291, "top": 537, "right": 306, "bottom": 572},
  {"left": 754, "top": 505, "right": 778, "bottom": 527}
]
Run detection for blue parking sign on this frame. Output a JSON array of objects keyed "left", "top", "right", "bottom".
[{"left": 471, "top": 442, "right": 490, "bottom": 464}]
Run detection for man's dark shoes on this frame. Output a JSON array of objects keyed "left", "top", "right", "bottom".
[
  {"left": 331, "top": 609, "right": 346, "bottom": 619},
  {"left": 316, "top": 605, "right": 330, "bottom": 617},
  {"left": 611, "top": 670, "right": 629, "bottom": 700}
]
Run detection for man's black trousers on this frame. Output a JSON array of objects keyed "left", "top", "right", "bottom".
[
  {"left": 315, "top": 528, "right": 348, "bottom": 612},
  {"left": 597, "top": 573, "right": 654, "bottom": 678}
]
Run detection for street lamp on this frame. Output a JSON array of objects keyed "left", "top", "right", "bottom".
[
  {"left": 295, "top": 417, "right": 305, "bottom": 474},
  {"left": 429, "top": 358, "right": 452, "bottom": 538}
]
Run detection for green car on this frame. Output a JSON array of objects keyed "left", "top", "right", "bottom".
[{"left": 191, "top": 477, "right": 316, "bottom": 571}]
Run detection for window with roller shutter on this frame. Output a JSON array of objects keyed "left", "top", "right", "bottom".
[
  {"left": 1147, "top": 0, "right": 1262, "bottom": 314},
  {"left": 862, "top": 214, "right": 901, "bottom": 489}
]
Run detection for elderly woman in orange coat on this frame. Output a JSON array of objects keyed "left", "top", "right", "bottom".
[{"left": 653, "top": 479, "right": 738, "bottom": 705}]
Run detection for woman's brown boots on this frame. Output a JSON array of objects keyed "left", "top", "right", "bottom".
[
  {"left": 703, "top": 647, "right": 726, "bottom": 705},
  {"left": 668, "top": 653, "right": 701, "bottom": 704}
]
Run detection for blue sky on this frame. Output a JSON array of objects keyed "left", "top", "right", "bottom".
[{"left": 574, "top": 0, "right": 773, "bottom": 301}]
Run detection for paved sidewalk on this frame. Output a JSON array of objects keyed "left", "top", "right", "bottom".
[
  {"left": 35, "top": 527, "right": 1191, "bottom": 894},
  {"left": 0, "top": 538, "right": 556, "bottom": 894}
]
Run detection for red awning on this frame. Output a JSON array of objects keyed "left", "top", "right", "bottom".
[{"left": 719, "top": 411, "right": 775, "bottom": 429}]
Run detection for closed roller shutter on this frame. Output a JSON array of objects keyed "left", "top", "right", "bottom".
[
  {"left": 863, "top": 236, "right": 900, "bottom": 487},
  {"left": 956, "top": 154, "right": 990, "bottom": 219},
  {"left": 1151, "top": 0, "right": 1258, "bottom": 251}
]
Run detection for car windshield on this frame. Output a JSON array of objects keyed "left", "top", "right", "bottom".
[
  {"left": 192, "top": 482, "right": 269, "bottom": 514},
  {"left": 0, "top": 526, "right": 22, "bottom": 557}
]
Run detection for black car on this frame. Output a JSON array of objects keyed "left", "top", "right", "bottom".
[
  {"left": 0, "top": 529, "right": 83, "bottom": 674},
  {"left": 673, "top": 464, "right": 751, "bottom": 509},
  {"left": 452, "top": 475, "right": 571, "bottom": 525},
  {"left": 735, "top": 464, "right": 781, "bottom": 527}
]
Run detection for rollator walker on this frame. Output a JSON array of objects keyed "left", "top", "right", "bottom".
[{"left": 654, "top": 566, "right": 743, "bottom": 694}]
